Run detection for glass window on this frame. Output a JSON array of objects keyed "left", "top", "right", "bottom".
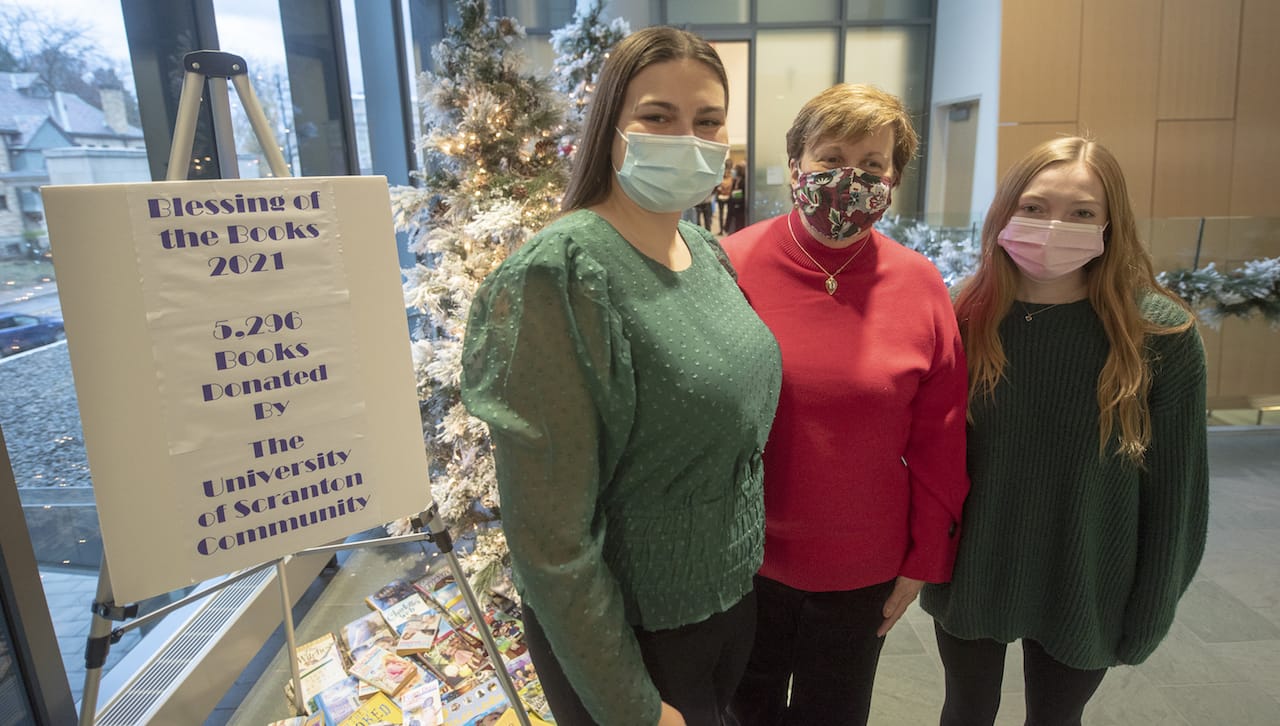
[
  {"left": 0, "top": 598, "right": 37, "bottom": 724},
  {"left": 339, "top": 0, "right": 373, "bottom": 175},
  {"left": 212, "top": 0, "right": 302, "bottom": 177},
  {"left": 753, "top": 29, "right": 839, "bottom": 222},
  {"left": 845, "top": 0, "right": 932, "bottom": 21},
  {"left": 759, "top": 0, "right": 838, "bottom": 23},
  {"left": 668, "top": 0, "right": 749, "bottom": 25},
  {"left": 405, "top": 0, "right": 449, "bottom": 172},
  {"left": 515, "top": 34, "right": 557, "bottom": 77},
  {"left": 0, "top": 0, "right": 152, "bottom": 706},
  {"left": 504, "top": 0, "right": 575, "bottom": 30},
  {"left": 843, "top": 25, "right": 929, "bottom": 216}
]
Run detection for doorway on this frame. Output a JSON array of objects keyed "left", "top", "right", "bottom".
[
  {"left": 929, "top": 99, "right": 979, "bottom": 228},
  {"left": 709, "top": 40, "right": 749, "bottom": 235}
]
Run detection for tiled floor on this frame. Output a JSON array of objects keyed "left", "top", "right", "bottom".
[
  {"left": 40, "top": 427, "right": 1280, "bottom": 724},
  {"left": 868, "top": 427, "right": 1280, "bottom": 725},
  {"left": 38, "top": 567, "right": 140, "bottom": 705}
]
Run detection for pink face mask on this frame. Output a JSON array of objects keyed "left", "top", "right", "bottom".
[{"left": 997, "top": 216, "right": 1106, "bottom": 281}]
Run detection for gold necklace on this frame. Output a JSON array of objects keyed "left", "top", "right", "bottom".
[
  {"left": 1020, "top": 301, "right": 1065, "bottom": 322},
  {"left": 786, "top": 214, "right": 868, "bottom": 295}
]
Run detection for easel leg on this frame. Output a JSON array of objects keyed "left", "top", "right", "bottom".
[
  {"left": 276, "top": 558, "right": 306, "bottom": 714},
  {"left": 442, "top": 549, "right": 533, "bottom": 726},
  {"left": 207, "top": 77, "right": 240, "bottom": 179},
  {"left": 417, "top": 507, "right": 532, "bottom": 726},
  {"left": 78, "top": 556, "right": 115, "bottom": 726}
]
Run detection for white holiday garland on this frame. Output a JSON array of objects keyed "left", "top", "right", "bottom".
[{"left": 878, "top": 215, "right": 1280, "bottom": 326}]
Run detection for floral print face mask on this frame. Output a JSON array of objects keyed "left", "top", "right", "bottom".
[{"left": 790, "top": 165, "right": 893, "bottom": 240}]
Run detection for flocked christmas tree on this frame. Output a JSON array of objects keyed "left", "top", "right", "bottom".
[
  {"left": 549, "top": 0, "right": 629, "bottom": 153},
  {"left": 390, "top": 0, "right": 567, "bottom": 590}
]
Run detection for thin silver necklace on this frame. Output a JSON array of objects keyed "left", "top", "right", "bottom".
[
  {"left": 1020, "top": 301, "right": 1065, "bottom": 322},
  {"left": 785, "top": 214, "right": 868, "bottom": 295}
]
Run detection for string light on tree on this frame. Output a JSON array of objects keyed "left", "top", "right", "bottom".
[
  {"left": 549, "top": 0, "right": 630, "bottom": 158},
  {"left": 387, "top": 0, "right": 571, "bottom": 593}
]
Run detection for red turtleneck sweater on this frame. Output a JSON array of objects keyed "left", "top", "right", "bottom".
[{"left": 721, "top": 210, "right": 970, "bottom": 591}]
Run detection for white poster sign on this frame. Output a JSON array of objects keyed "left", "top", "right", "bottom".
[{"left": 42, "top": 177, "right": 430, "bottom": 602}]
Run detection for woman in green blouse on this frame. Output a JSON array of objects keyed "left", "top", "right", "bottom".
[{"left": 461, "top": 27, "right": 781, "bottom": 726}]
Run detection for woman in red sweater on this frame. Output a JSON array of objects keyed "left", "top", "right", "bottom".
[{"left": 723, "top": 83, "right": 971, "bottom": 725}]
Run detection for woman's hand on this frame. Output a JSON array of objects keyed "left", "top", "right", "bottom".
[
  {"left": 878, "top": 576, "right": 925, "bottom": 637},
  {"left": 657, "top": 701, "right": 687, "bottom": 726}
]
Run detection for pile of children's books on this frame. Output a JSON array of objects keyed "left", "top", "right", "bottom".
[{"left": 267, "top": 570, "right": 553, "bottom": 726}]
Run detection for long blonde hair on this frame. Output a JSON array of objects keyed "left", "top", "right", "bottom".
[{"left": 954, "top": 136, "right": 1193, "bottom": 463}]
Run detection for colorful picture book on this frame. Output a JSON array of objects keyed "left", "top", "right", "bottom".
[
  {"left": 398, "top": 680, "right": 445, "bottom": 726},
  {"left": 502, "top": 656, "right": 549, "bottom": 722},
  {"left": 336, "top": 692, "right": 403, "bottom": 726},
  {"left": 416, "top": 627, "right": 493, "bottom": 692},
  {"left": 348, "top": 632, "right": 398, "bottom": 668},
  {"left": 365, "top": 579, "right": 420, "bottom": 612},
  {"left": 379, "top": 593, "right": 441, "bottom": 639},
  {"left": 348, "top": 645, "right": 421, "bottom": 697},
  {"left": 483, "top": 606, "right": 526, "bottom": 659},
  {"left": 297, "top": 633, "right": 345, "bottom": 673},
  {"left": 341, "top": 611, "right": 394, "bottom": 655},
  {"left": 286, "top": 657, "right": 350, "bottom": 714},
  {"left": 440, "top": 676, "right": 507, "bottom": 726},
  {"left": 310, "top": 676, "right": 362, "bottom": 726},
  {"left": 274, "top": 567, "right": 547, "bottom": 726},
  {"left": 396, "top": 611, "right": 443, "bottom": 655},
  {"left": 413, "top": 573, "right": 474, "bottom": 632}
]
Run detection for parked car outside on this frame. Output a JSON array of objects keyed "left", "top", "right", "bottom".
[{"left": 0, "top": 313, "right": 64, "bottom": 356}]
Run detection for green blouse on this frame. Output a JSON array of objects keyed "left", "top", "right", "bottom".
[
  {"left": 922, "top": 292, "right": 1208, "bottom": 670},
  {"left": 461, "top": 210, "right": 782, "bottom": 725}
]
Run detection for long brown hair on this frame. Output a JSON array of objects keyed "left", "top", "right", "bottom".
[
  {"left": 954, "top": 136, "right": 1193, "bottom": 463},
  {"left": 560, "top": 26, "right": 728, "bottom": 211}
]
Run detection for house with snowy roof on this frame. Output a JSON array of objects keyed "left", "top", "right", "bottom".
[{"left": 0, "top": 72, "right": 147, "bottom": 257}]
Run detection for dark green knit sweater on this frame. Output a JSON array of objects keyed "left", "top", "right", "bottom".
[{"left": 921, "top": 292, "right": 1208, "bottom": 669}]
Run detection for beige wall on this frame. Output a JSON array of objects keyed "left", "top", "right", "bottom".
[{"left": 998, "top": 0, "right": 1280, "bottom": 405}]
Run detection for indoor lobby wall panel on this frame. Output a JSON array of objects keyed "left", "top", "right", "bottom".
[
  {"left": 998, "top": 0, "right": 1082, "bottom": 124},
  {"left": 996, "top": 122, "right": 1076, "bottom": 181},
  {"left": 753, "top": 29, "right": 838, "bottom": 222},
  {"left": 1152, "top": 120, "right": 1234, "bottom": 219},
  {"left": 1157, "top": 0, "right": 1241, "bottom": 120},
  {"left": 1229, "top": 0, "right": 1280, "bottom": 216},
  {"left": 1147, "top": 216, "right": 1231, "bottom": 277},
  {"left": 1216, "top": 317, "right": 1280, "bottom": 399},
  {"left": 1199, "top": 324, "right": 1223, "bottom": 402},
  {"left": 1077, "top": 0, "right": 1162, "bottom": 219},
  {"left": 1225, "top": 216, "right": 1280, "bottom": 262}
]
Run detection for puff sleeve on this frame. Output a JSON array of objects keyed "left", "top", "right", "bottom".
[{"left": 460, "top": 247, "right": 658, "bottom": 725}]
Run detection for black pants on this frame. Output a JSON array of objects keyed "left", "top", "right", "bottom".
[
  {"left": 934, "top": 622, "right": 1108, "bottom": 726},
  {"left": 523, "top": 593, "right": 756, "bottom": 726},
  {"left": 731, "top": 575, "right": 896, "bottom": 726},
  {"left": 695, "top": 202, "right": 714, "bottom": 231},
  {"left": 725, "top": 202, "right": 746, "bottom": 234}
]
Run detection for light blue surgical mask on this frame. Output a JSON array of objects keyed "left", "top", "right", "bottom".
[{"left": 614, "top": 128, "right": 729, "bottom": 213}]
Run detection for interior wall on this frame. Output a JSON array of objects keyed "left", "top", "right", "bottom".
[
  {"left": 928, "top": 0, "right": 1001, "bottom": 226},
  {"left": 998, "top": 0, "right": 1280, "bottom": 405},
  {"left": 940, "top": 104, "right": 978, "bottom": 228},
  {"left": 598, "top": 0, "right": 653, "bottom": 27},
  {"left": 710, "top": 41, "right": 750, "bottom": 150}
]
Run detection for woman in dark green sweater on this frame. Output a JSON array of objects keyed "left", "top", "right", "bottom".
[{"left": 921, "top": 137, "right": 1208, "bottom": 726}]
